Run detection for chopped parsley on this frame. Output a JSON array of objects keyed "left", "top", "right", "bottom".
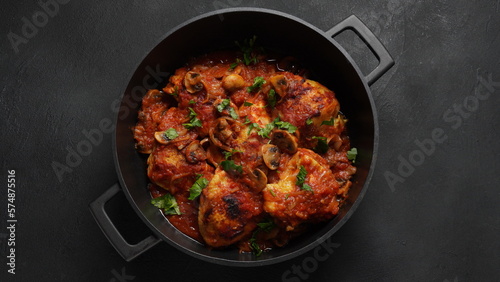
[
  {"left": 247, "top": 76, "right": 266, "bottom": 93},
  {"left": 249, "top": 237, "right": 262, "bottom": 257},
  {"left": 220, "top": 159, "right": 243, "bottom": 174},
  {"left": 162, "top": 128, "right": 179, "bottom": 141},
  {"left": 306, "top": 118, "right": 313, "bottom": 125},
  {"left": 243, "top": 101, "right": 254, "bottom": 107},
  {"left": 296, "top": 165, "right": 313, "bottom": 192},
  {"left": 151, "top": 193, "right": 181, "bottom": 215},
  {"left": 267, "top": 89, "right": 277, "bottom": 108},
  {"left": 347, "top": 147, "right": 358, "bottom": 163},
  {"left": 188, "top": 100, "right": 196, "bottom": 104},
  {"left": 169, "top": 86, "right": 179, "bottom": 97},
  {"left": 183, "top": 107, "right": 202, "bottom": 129},
  {"left": 269, "top": 188, "right": 276, "bottom": 197},
  {"left": 188, "top": 174, "right": 208, "bottom": 200},
  {"left": 257, "top": 121, "right": 275, "bottom": 138},
  {"left": 274, "top": 119, "right": 297, "bottom": 134},
  {"left": 312, "top": 136, "right": 328, "bottom": 154},
  {"left": 249, "top": 218, "right": 276, "bottom": 256},
  {"left": 216, "top": 99, "right": 239, "bottom": 119},
  {"left": 321, "top": 117, "right": 335, "bottom": 126},
  {"left": 216, "top": 99, "right": 230, "bottom": 112},
  {"left": 229, "top": 61, "right": 239, "bottom": 70},
  {"left": 223, "top": 149, "right": 243, "bottom": 160},
  {"left": 255, "top": 117, "right": 297, "bottom": 138},
  {"left": 235, "top": 35, "right": 259, "bottom": 65},
  {"left": 247, "top": 122, "right": 260, "bottom": 135}
]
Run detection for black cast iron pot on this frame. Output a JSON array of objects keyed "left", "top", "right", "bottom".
[{"left": 90, "top": 7, "right": 394, "bottom": 266}]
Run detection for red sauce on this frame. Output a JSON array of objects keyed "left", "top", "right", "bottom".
[{"left": 135, "top": 48, "right": 356, "bottom": 254}]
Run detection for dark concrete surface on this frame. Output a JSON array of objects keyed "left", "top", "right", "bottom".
[{"left": 1, "top": 0, "right": 499, "bottom": 281}]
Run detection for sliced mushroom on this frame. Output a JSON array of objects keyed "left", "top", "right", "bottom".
[
  {"left": 269, "top": 74, "right": 288, "bottom": 97},
  {"left": 184, "top": 71, "right": 204, "bottom": 93},
  {"left": 209, "top": 117, "right": 243, "bottom": 151},
  {"left": 246, "top": 168, "right": 268, "bottom": 192},
  {"left": 185, "top": 140, "right": 207, "bottom": 163},
  {"left": 261, "top": 144, "right": 281, "bottom": 170},
  {"left": 271, "top": 129, "right": 298, "bottom": 154},
  {"left": 154, "top": 131, "right": 174, "bottom": 145},
  {"left": 222, "top": 74, "right": 245, "bottom": 92}
]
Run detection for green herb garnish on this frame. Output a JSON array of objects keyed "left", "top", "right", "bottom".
[
  {"left": 151, "top": 193, "right": 181, "bottom": 215},
  {"left": 306, "top": 118, "right": 313, "bottom": 125},
  {"left": 162, "top": 128, "right": 179, "bottom": 141},
  {"left": 183, "top": 107, "right": 202, "bottom": 129},
  {"left": 216, "top": 99, "right": 239, "bottom": 119},
  {"left": 249, "top": 218, "right": 276, "bottom": 256},
  {"left": 257, "top": 121, "right": 275, "bottom": 138},
  {"left": 188, "top": 100, "right": 196, "bottom": 104},
  {"left": 312, "top": 136, "right": 328, "bottom": 154},
  {"left": 247, "top": 122, "right": 260, "bottom": 135},
  {"left": 296, "top": 165, "right": 313, "bottom": 192},
  {"left": 347, "top": 147, "right": 358, "bottom": 163},
  {"left": 223, "top": 149, "right": 243, "bottom": 160},
  {"left": 235, "top": 35, "right": 259, "bottom": 65},
  {"left": 244, "top": 101, "right": 254, "bottom": 107},
  {"left": 188, "top": 174, "right": 209, "bottom": 200},
  {"left": 268, "top": 89, "right": 277, "bottom": 108},
  {"left": 269, "top": 188, "right": 276, "bottom": 197},
  {"left": 274, "top": 119, "right": 297, "bottom": 133},
  {"left": 247, "top": 76, "right": 266, "bottom": 93},
  {"left": 229, "top": 61, "right": 239, "bottom": 70},
  {"left": 221, "top": 160, "right": 243, "bottom": 174},
  {"left": 321, "top": 117, "right": 335, "bottom": 126}
]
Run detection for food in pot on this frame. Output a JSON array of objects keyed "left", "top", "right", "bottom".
[{"left": 133, "top": 39, "right": 357, "bottom": 255}]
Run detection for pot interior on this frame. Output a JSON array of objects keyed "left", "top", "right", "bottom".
[{"left": 114, "top": 8, "right": 376, "bottom": 265}]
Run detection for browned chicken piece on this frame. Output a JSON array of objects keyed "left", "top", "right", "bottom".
[
  {"left": 147, "top": 144, "right": 213, "bottom": 195},
  {"left": 262, "top": 148, "right": 340, "bottom": 231},
  {"left": 198, "top": 168, "right": 263, "bottom": 248},
  {"left": 133, "top": 89, "right": 172, "bottom": 154},
  {"left": 271, "top": 73, "right": 341, "bottom": 149}
]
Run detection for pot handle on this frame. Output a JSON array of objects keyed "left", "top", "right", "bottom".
[
  {"left": 89, "top": 184, "right": 161, "bottom": 262},
  {"left": 325, "top": 15, "right": 394, "bottom": 86}
]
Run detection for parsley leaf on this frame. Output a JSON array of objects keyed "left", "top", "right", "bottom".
[
  {"left": 183, "top": 107, "right": 202, "bottom": 129},
  {"left": 151, "top": 193, "right": 181, "bottom": 215},
  {"left": 235, "top": 36, "right": 258, "bottom": 65},
  {"left": 247, "top": 122, "right": 260, "bottom": 135},
  {"left": 306, "top": 118, "right": 313, "bottom": 125},
  {"left": 223, "top": 149, "right": 243, "bottom": 160},
  {"left": 274, "top": 120, "right": 297, "bottom": 134},
  {"left": 321, "top": 117, "right": 335, "bottom": 126},
  {"left": 244, "top": 101, "right": 254, "bottom": 107},
  {"left": 228, "top": 107, "right": 239, "bottom": 119},
  {"left": 229, "top": 61, "right": 239, "bottom": 70},
  {"left": 162, "top": 128, "right": 179, "bottom": 141},
  {"left": 347, "top": 147, "right": 358, "bottom": 163},
  {"left": 296, "top": 165, "right": 313, "bottom": 192},
  {"left": 188, "top": 100, "right": 196, "bottom": 104},
  {"left": 258, "top": 122, "right": 275, "bottom": 138},
  {"left": 312, "top": 136, "right": 328, "bottom": 154},
  {"left": 249, "top": 237, "right": 262, "bottom": 257},
  {"left": 216, "top": 99, "right": 230, "bottom": 112},
  {"left": 221, "top": 160, "right": 243, "bottom": 174},
  {"left": 247, "top": 76, "right": 266, "bottom": 93},
  {"left": 249, "top": 218, "right": 276, "bottom": 256},
  {"left": 257, "top": 218, "right": 276, "bottom": 232},
  {"left": 216, "top": 99, "right": 239, "bottom": 119},
  {"left": 268, "top": 89, "right": 277, "bottom": 108},
  {"left": 301, "top": 184, "right": 313, "bottom": 192},
  {"left": 188, "top": 174, "right": 208, "bottom": 200}
]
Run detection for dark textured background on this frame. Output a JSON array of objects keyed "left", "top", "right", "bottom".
[{"left": 1, "top": 0, "right": 499, "bottom": 281}]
